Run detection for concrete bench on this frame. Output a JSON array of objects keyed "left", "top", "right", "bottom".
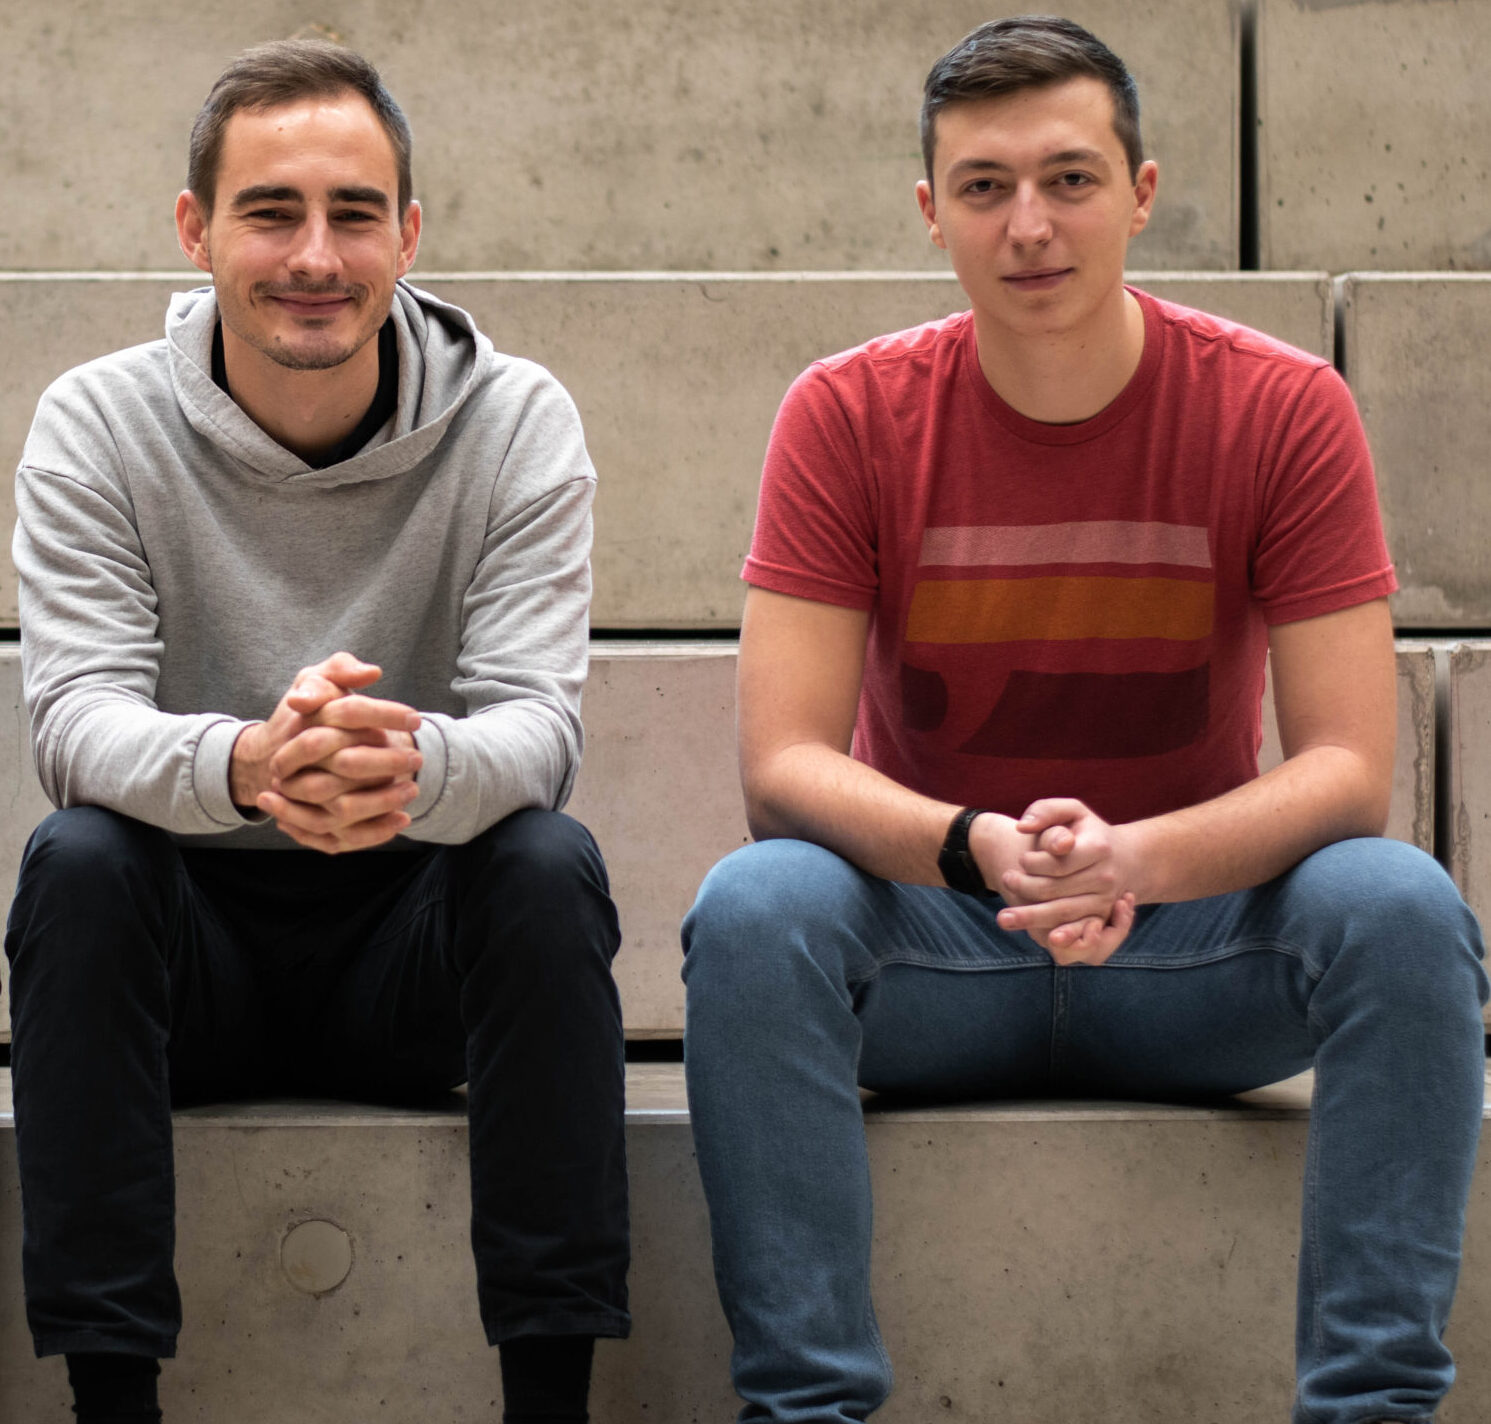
[
  {"left": 1258, "top": 0, "right": 1491, "bottom": 271},
  {"left": 0, "top": 1, "right": 1238, "bottom": 274},
  {"left": 3, "top": 1064, "right": 1491, "bottom": 1422},
  {"left": 2, "top": 271, "right": 1333, "bottom": 628}
]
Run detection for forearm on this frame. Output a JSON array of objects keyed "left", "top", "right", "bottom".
[
  {"left": 34, "top": 692, "right": 250, "bottom": 834},
  {"left": 746, "top": 741, "right": 1016, "bottom": 887},
  {"left": 401, "top": 701, "right": 580, "bottom": 845},
  {"left": 1123, "top": 743, "right": 1391, "bottom": 905}
]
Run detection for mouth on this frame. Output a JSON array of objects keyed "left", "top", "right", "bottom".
[
  {"left": 261, "top": 287, "right": 361, "bottom": 319},
  {"left": 1002, "top": 267, "right": 1073, "bottom": 290}
]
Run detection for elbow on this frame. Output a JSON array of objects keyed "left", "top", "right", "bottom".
[{"left": 741, "top": 760, "right": 797, "bottom": 845}]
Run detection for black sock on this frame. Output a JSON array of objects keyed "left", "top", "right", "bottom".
[
  {"left": 497, "top": 1334, "right": 594, "bottom": 1423},
  {"left": 64, "top": 1354, "right": 162, "bottom": 1423}
]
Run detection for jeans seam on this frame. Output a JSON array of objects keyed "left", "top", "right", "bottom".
[{"left": 843, "top": 951, "right": 1051, "bottom": 989}]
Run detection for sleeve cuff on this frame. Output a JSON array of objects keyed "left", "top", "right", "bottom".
[
  {"left": 193, "top": 718, "right": 270, "bottom": 827},
  {"left": 407, "top": 718, "right": 450, "bottom": 825}
]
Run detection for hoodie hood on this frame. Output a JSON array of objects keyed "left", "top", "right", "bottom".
[{"left": 165, "top": 278, "right": 492, "bottom": 489}]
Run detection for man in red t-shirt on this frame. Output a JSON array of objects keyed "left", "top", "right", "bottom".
[{"left": 682, "top": 17, "right": 1487, "bottom": 1424}]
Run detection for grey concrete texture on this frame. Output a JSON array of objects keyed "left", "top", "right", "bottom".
[
  {"left": 0, "top": 639, "right": 1443, "bottom": 1040},
  {"left": 568, "top": 643, "right": 745, "bottom": 1036},
  {"left": 1447, "top": 642, "right": 1491, "bottom": 929},
  {"left": 4, "top": 1068, "right": 1491, "bottom": 1421},
  {"left": 1339, "top": 275, "right": 1491, "bottom": 629},
  {"left": 0, "top": 1, "right": 1238, "bottom": 274},
  {"left": 0, "top": 271, "right": 1334, "bottom": 628},
  {"left": 1258, "top": 0, "right": 1491, "bottom": 272}
]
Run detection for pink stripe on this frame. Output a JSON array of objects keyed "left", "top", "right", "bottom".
[{"left": 920, "top": 522, "right": 1211, "bottom": 569}]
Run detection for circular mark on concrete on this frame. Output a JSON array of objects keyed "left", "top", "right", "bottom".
[{"left": 281, "top": 1219, "right": 353, "bottom": 1296}]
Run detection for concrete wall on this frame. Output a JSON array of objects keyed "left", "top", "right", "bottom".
[
  {"left": 1258, "top": 0, "right": 1491, "bottom": 272},
  {"left": 0, "top": 0, "right": 1237, "bottom": 275},
  {"left": 1340, "top": 275, "right": 1491, "bottom": 629},
  {"left": 0, "top": 271, "right": 1334, "bottom": 628}
]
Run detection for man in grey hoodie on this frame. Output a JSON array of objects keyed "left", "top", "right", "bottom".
[{"left": 6, "top": 40, "right": 628, "bottom": 1424}]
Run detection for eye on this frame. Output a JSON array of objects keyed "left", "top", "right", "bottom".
[
  {"left": 963, "top": 178, "right": 1001, "bottom": 197},
  {"left": 334, "top": 209, "right": 382, "bottom": 223},
  {"left": 245, "top": 208, "right": 292, "bottom": 221},
  {"left": 1054, "top": 171, "right": 1094, "bottom": 189}
]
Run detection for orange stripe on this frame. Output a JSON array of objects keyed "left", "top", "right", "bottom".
[{"left": 906, "top": 576, "right": 1214, "bottom": 644}]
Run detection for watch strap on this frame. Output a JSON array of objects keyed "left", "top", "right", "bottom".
[{"left": 938, "top": 806, "right": 993, "bottom": 895}]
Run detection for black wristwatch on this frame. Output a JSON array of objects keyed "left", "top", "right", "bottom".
[{"left": 938, "top": 807, "right": 993, "bottom": 895}]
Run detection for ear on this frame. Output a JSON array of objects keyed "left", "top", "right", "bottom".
[
  {"left": 396, "top": 198, "right": 422, "bottom": 278},
  {"left": 916, "top": 179, "right": 947, "bottom": 250},
  {"left": 175, "top": 190, "right": 214, "bottom": 275},
  {"left": 1128, "top": 159, "right": 1159, "bottom": 239}
]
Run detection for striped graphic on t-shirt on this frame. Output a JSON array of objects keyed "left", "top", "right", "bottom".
[{"left": 904, "top": 521, "right": 1214, "bottom": 760}]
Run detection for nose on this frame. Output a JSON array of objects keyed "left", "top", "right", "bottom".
[
  {"left": 287, "top": 211, "right": 341, "bottom": 281},
  {"left": 1006, "top": 182, "right": 1054, "bottom": 249}
]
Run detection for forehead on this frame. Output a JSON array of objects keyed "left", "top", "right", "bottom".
[
  {"left": 932, "top": 76, "right": 1124, "bottom": 172},
  {"left": 217, "top": 94, "right": 398, "bottom": 196}
]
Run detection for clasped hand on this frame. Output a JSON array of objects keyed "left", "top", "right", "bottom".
[
  {"left": 229, "top": 652, "right": 423, "bottom": 855},
  {"left": 982, "top": 799, "right": 1138, "bottom": 966}
]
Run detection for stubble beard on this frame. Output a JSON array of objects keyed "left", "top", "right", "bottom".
[{"left": 229, "top": 282, "right": 378, "bottom": 372}]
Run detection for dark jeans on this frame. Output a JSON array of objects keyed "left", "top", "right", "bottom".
[{"left": 4, "top": 805, "right": 630, "bottom": 1358}]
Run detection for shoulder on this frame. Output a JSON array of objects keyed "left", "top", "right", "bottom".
[
  {"left": 25, "top": 338, "right": 173, "bottom": 473},
  {"left": 1134, "top": 288, "right": 1360, "bottom": 436},
  {"left": 1138, "top": 288, "right": 1332, "bottom": 384},
  {"left": 398, "top": 281, "right": 592, "bottom": 469},
  {"left": 36, "top": 337, "right": 172, "bottom": 413},
  {"left": 807, "top": 307, "right": 972, "bottom": 389},
  {"left": 779, "top": 308, "right": 972, "bottom": 437}
]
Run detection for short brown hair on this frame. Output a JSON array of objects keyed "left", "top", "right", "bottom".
[
  {"left": 187, "top": 39, "right": 413, "bottom": 215},
  {"left": 921, "top": 16, "right": 1143, "bottom": 185}
]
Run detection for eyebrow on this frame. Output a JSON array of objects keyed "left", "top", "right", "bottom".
[
  {"left": 947, "top": 148, "right": 1110, "bottom": 178},
  {"left": 229, "top": 184, "right": 391, "bottom": 211}
]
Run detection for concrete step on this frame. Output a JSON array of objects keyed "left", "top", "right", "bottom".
[
  {"left": 0, "top": 1, "right": 1238, "bottom": 273},
  {"left": 4, "top": 1064, "right": 1491, "bottom": 1422},
  {"left": 2, "top": 270, "right": 1338, "bottom": 628},
  {"left": 1258, "top": 0, "right": 1491, "bottom": 271},
  {"left": 1339, "top": 275, "right": 1491, "bottom": 628},
  {"left": 0, "top": 641, "right": 1444, "bottom": 1041}
]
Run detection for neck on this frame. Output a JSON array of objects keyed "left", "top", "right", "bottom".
[
  {"left": 974, "top": 286, "right": 1145, "bottom": 425},
  {"left": 221, "top": 327, "right": 381, "bottom": 461}
]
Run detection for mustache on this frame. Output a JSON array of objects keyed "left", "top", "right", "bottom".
[{"left": 254, "top": 281, "right": 364, "bottom": 300}]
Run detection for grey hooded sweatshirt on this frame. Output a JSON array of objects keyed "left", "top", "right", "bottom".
[{"left": 14, "top": 280, "right": 594, "bottom": 849}]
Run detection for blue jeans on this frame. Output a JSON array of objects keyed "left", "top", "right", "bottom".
[
  {"left": 6, "top": 805, "right": 630, "bottom": 1357},
  {"left": 682, "top": 836, "right": 1488, "bottom": 1424}
]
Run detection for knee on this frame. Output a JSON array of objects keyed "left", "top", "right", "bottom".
[
  {"left": 10, "top": 807, "right": 175, "bottom": 934},
  {"left": 682, "top": 839, "right": 869, "bottom": 1001},
  {"left": 6, "top": 808, "right": 177, "bottom": 985},
  {"left": 1299, "top": 839, "right": 1488, "bottom": 1007},
  {"left": 455, "top": 810, "right": 620, "bottom": 967},
  {"left": 17, "top": 807, "right": 171, "bottom": 895}
]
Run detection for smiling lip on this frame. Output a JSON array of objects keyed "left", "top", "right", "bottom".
[{"left": 267, "top": 291, "right": 356, "bottom": 316}]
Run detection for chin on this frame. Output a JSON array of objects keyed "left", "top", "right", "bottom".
[{"left": 266, "top": 340, "right": 360, "bottom": 373}]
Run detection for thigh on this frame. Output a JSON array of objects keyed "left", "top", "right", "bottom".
[
  {"left": 6, "top": 809, "right": 272, "bottom": 1105},
  {"left": 297, "top": 810, "right": 620, "bottom": 1102},
  {"left": 686, "top": 839, "right": 1063, "bottom": 1099},
  {"left": 1052, "top": 839, "right": 1455, "bottom": 1098}
]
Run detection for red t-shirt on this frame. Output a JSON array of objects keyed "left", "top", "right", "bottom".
[{"left": 743, "top": 289, "right": 1397, "bottom": 825}]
